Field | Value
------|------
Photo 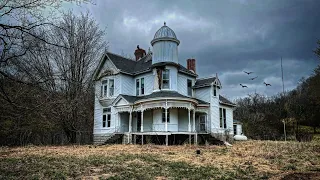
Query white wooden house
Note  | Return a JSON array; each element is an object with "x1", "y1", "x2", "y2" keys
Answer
[{"x1": 93, "y1": 23, "x2": 236, "y2": 145}]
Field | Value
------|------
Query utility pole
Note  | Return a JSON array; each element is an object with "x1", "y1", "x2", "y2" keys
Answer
[{"x1": 281, "y1": 57, "x2": 286, "y2": 141}]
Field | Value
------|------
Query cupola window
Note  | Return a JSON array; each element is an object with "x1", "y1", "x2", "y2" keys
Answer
[{"x1": 162, "y1": 69, "x2": 170, "y2": 89}]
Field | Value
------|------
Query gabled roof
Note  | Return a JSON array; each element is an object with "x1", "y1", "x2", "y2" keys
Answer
[
  {"x1": 94, "y1": 52, "x2": 197, "y2": 80},
  {"x1": 219, "y1": 95, "x2": 236, "y2": 107}
]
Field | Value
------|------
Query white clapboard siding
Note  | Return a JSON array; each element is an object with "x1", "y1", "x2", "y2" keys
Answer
[
  {"x1": 177, "y1": 74, "x2": 195, "y2": 97},
  {"x1": 195, "y1": 87, "x2": 211, "y2": 103},
  {"x1": 120, "y1": 74, "x2": 134, "y2": 95},
  {"x1": 135, "y1": 72, "x2": 154, "y2": 95}
]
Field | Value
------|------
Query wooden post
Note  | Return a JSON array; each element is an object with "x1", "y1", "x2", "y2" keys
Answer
[
  {"x1": 193, "y1": 110, "x2": 196, "y2": 132},
  {"x1": 142, "y1": 135, "x2": 144, "y2": 145},
  {"x1": 129, "y1": 111, "x2": 132, "y2": 133},
  {"x1": 166, "y1": 135, "x2": 168, "y2": 146},
  {"x1": 141, "y1": 110, "x2": 144, "y2": 132},
  {"x1": 188, "y1": 109, "x2": 191, "y2": 132},
  {"x1": 194, "y1": 134, "x2": 198, "y2": 145},
  {"x1": 165, "y1": 108, "x2": 168, "y2": 132}
]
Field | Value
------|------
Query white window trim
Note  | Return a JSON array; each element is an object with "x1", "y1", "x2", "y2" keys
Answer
[
  {"x1": 102, "y1": 108, "x2": 111, "y2": 128},
  {"x1": 101, "y1": 78, "x2": 115, "y2": 98},
  {"x1": 135, "y1": 77, "x2": 145, "y2": 96},
  {"x1": 162, "y1": 69, "x2": 170, "y2": 90}
]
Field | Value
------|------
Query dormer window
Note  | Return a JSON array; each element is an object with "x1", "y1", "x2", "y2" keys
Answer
[
  {"x1": 101, "y1": 79, "x2": 114, "y2": 98},
  {"x1": 136, "y1": 77, "x2": 145, "y2": 95},
  {"x1": 162, "y1": 69, "x2": 170, "y2": 89}
]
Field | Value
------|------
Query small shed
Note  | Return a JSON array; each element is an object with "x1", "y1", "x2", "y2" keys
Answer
[{"x1": 233, "y1": 119, "x2": 243, "y2": 135}]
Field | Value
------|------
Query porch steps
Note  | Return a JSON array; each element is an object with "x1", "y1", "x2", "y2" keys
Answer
[{"x1": 93, "y1": 133, "x2": 123, "y2": 145}]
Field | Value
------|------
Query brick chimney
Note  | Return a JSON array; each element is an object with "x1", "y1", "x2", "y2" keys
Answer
[
  {"x1": 187, "y1": 58, "x2": 196, "y2": 73},
  {"x1": 134, "y1": 45, "x2": 146, "y2": 61}
]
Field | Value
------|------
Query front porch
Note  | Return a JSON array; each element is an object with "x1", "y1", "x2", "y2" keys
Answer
[{"x1": 115, "y1": 108, "x2": 210, "y2": 134}]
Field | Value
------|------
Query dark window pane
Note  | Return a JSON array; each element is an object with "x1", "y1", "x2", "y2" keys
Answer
[
  {"x1": 102, "y1": 115, "x2": 106, "y2": 127},
  {"x1": 109, "y1": 79, "x2": 114, "y2": 97},
  {"x1": 141, "y1": 78, "x2": 144, "y2": 95},
  {"x1": 223, "y1": 109, "x2": 226, "y2": 128},
  {"x1": 136, "y1": 79, "x2": 139, "y2": 95},
  {"x1": 107, "y1": 114, "x2": 111, "y2": 127},
  {"x1": 187, "y1": 79, "x2": 192, "y2": 96}
]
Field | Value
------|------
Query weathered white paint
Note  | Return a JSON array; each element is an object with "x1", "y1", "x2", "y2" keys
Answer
[
  {"x1": 195, "y1": 87, "x2": 211, "y2": 103},
  {"x1": 177, "y1": 74, "x2": 195, "y2": 97},
  {"x1": 120, "y1": 74, "x2": 134, "y2": 96},
  {"x1": 220, "y1": 105, "x2": 234, "y2": 134},
  {"x1": 135, "y1": 72, "x2": 154, "y2": 95},
  {"x1": 178, "y1": 109, "x2": 189, "y2": 131},
  {"x1": 164, "y1": 65, "x2": 178, "y2": 91},
  {"x1": 152, "y1": 41, "x2": 178, "y2": 64}
]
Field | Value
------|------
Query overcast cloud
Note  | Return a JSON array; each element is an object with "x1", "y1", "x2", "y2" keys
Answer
[{"x1": 67, "y1": 0, "x2": 320, "y2": 101}]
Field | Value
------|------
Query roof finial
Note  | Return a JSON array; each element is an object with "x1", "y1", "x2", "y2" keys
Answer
[{"x1": 164, "y1": 21, "x2": 166, "y2": 26}]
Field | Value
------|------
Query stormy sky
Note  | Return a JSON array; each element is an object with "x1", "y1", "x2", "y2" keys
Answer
[{"x1": 68, "y1": 0, "x2": 320, "y2": 100}]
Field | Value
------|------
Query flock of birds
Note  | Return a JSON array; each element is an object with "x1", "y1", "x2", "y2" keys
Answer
[{"x1": 239, "y1": 71, "x2": 271, "y2": 88}]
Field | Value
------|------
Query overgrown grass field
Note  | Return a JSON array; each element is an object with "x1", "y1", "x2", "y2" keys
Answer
[{"x1": 0, "y1": 141, "x2": 319, "y2": 179}]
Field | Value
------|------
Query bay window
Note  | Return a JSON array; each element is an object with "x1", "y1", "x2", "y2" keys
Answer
[{"x1": 101, "y1": 79, "x2": 114, "y2": 98}]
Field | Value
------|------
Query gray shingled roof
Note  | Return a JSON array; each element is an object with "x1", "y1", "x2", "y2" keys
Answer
[
  {"x1": 120, "y1": 91, "x2": 209, "y2": 105},
  {"x1": 119, "y1": 91, "x2": 234, "y2": 106},
  {"x1": 233, "y1": 119, "x2": 242, "y2": 124},
  {"x1": 106, "y1": 52, "x2": 196, "y2": 76},
  {"x1": 219, "y1": 95, "x2": 236, "y2": 106},
  {"x1": 193, "y1": 77, "x2": 216, "y2": 88}
]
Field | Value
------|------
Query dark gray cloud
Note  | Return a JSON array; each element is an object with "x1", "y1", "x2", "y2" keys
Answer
[{"x1": 67, "y1": 0, "x2": 320, "y2": 100}]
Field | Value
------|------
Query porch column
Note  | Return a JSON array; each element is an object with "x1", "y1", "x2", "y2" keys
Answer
[
  {"x1": 141, "y1": 110, "x2": 144, "y2": 132},
  {"x1": 165, "y1": 108, "x2": 168, "y2": 132},
  {"x1": 193, "y1": 110, "x2": 196, "y2": 132},
  {"x1": 129, "y1": 111, "x2": 132, "y2": 133},
  {"x1": 188, "y1": 109, "x2": 191, "y2": 132}
]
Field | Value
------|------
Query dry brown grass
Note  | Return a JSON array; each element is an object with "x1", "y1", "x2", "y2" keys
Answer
[{"x1": 0, "y1": 140, "x2": 319, "y2": 179}]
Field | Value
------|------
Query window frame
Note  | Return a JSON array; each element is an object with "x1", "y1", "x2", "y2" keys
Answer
[
  {"x1": 135, "y1": 77, "x2": 145, "y2": 96},
  {"x1": 219, "y1": 108, "x2": 227, "y2": 128},
  {"x1": 101, "y1": 79, "x2": 114, "y2": 98},
  {"x1": 102, "y1": 108, "x2": 111, "y2": 128},
  {"x1": 162, "y1": 69, "x2": 170, "y2": 89},
  {"x1": 213, "y1": 85, "x2": 217, "y2": 97},
  {"x1": 162, "y1": 109, "x2": 170, "y2": 123},
  {"x1": 187, "y1": 79, "x2": 192, "y2": 96}
]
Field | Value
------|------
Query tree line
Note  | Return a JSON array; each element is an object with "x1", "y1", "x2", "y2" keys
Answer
[
  {"x1": 0, "y1": 0, "x2": 106, "y2": 145},
  {"x1": 234, "y1": 42, "x2": 320, "y2": 140}
]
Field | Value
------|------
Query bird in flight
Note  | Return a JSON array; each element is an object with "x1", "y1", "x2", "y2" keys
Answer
[
  {"x1": 244, "y1": 71, "x2": 253, "y2": 75},
  {"x1": 249, "y1": 76, "x2": 258, "y2": 80},
  {"x1": 264, "y1": 82, "x2": 271, "y2": 86},
  {"x1": 240, "y1": 84, "x2": 248, "y2": 88}
]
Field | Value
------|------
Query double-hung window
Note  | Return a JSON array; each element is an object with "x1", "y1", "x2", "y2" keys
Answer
[
  {"x1": 162, "y1": 69, "x2": 170, "y2": 89},
  {"x1": 101, "y1": 79, "x2": 114, "y2": 98},
  {"x1": 136, "y1": 78, "x2": 145, "y2": 96},
  {"x1": 219, "y1": 108, "x2": 227, "y2": 128},
  {"x1": 102, "y1": 108, "x2": 111, "y2": 128},
  {"x1": 162, "y1": 109, "x2": 170, "y2": 123},
  {"x1": 187, "y1": 79, "x2": 192, "y2": 96}
]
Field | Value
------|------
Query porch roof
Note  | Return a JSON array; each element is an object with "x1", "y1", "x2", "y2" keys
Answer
[{"x1": 120, "y1": 91, "x2": 209, "y2": 105}]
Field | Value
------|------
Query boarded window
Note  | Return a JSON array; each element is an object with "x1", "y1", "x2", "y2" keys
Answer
[
  {"x1": 187, "y1": 79, "x2": 192, "y2": 96},
  {"x1": 162, "y1": 109, "x2": 170, "y2": 123}
]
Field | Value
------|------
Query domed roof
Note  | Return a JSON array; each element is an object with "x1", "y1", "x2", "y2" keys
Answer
[
  {"x1": 154, "y1": 22, "x2": 177, "y2": 39},
  {"x1": 151, "y1": 22, "x2": 180, "y2": 45}
]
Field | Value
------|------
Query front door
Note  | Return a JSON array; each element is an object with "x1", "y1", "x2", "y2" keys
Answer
[
  {"x1": 199, "y1": 115, "x2": 206, "y2": 132},
  {"x1": 137, "y1": 112, "x2": 141, "y2": 132}
]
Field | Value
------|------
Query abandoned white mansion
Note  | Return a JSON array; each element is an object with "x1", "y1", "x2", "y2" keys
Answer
[{"x1": 93, "y1": 23, "x2": 236, "y2": 145}]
